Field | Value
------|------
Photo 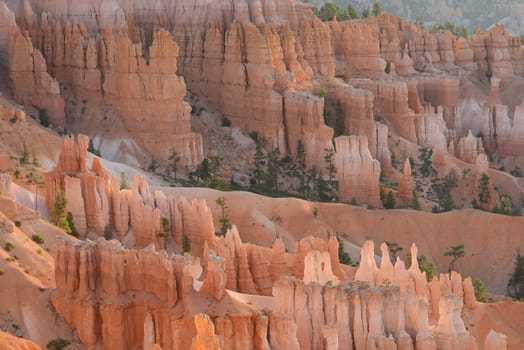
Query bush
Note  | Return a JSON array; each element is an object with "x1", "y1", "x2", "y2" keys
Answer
[
  {"x1": 39, "y1": 108, "x2": 49, "y2": 127},
  {"x1": 32, "y1": 234, "x2": 44, "y2": 244},
  {"x1": 221, "y1": 117, "x2": 231, "y2": 127},
  {"x1": 0, "y1": 269, "x2": 4, "y2": 275},
  {"x1": 472, "y1": 278, "x2": 489, "y2": 302},
  {"x1": 14, "y1": 220, "x2": 21, "y2": 227},
  {"x1": 4, "y1": 242, "x2": 14, "y2": 252},
  {"x1": 46, "y1": 338, "x2": 71, "y2": 350},
  {"x1": 182, "y1": 235, "x2": 192, "y2": 254}
]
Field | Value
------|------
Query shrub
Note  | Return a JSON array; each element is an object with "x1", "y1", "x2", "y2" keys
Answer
[
  {"x1": 39, "y1": 108, "x2": 49, "y2": 127},
  {"x1": 4, "y1": 242, "x2": 14, "y2": 252},
  {"x1": 32, "y1": 234, "x2": 44, "y2": 244},
  {"x1": 0, "y1": 269, "x2": 4, "y2": 276},
  {"x1": 14, "y1": 220, "x2": 21, "y2": 227},
  {"x1": 46, "y1": 338, "x2": 71, "y2": 350},
  {"x1": 472, "y1": 278, "x2": 489, "y2": 302},
  {"x1": 221, "y1": 117, "x2": 231, "y2": 127},
  {"x1": 182, "y1": 235, "x2": 192, "y2": 254},
  {"x1": 337, "y1": 233, "x2": 353, "y2": 266}
]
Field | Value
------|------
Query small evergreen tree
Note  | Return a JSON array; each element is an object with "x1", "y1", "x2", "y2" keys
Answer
[
  {"x1": 372, "y1": 2, "x2": 383, "y2": 16},
  {"x1": 66, "y1": 212, "x2": 79, "y2": 237},
  {"x1": 168, "y1": 148, "x2": 181, "y2": 181},
  {"x1": 412, "y1": 189, "x2": 421, "y2": 210},
  {"x1": 478, "y1": 173, "x2": 491, "y2": 210},
  {"x1": 119, "y1": 172, "x2": 129, "y2": 190},
  {"x1": 346, "y1": 4, "x2": 358, "y2": 19},
  {"x1": 216, "y1": 196, "x2": 232, "y2": 236},
  {"x1": 385, "y1": 241, "x2": 403, "y2": 263},
  {"x1": 324, "y1": 148, "x2": 336, "y2": 186},
  {"x1": 384, "y1": 191, "x2": 396, "y2": 209},
  {"x1": 148, "y1": 158, "x2": 159, "y2": 172},
  {"x1": 337, "y1": 233, "x2": 353, "y2": 265},
  {"x1": 407, "y1": 253, "x2": 436, "y2": 282},
  {"x1": 39, "y1": 108, "x2": 49, "y2": 127},
  {"x1": 182, "y1": 235, "x2": 192, "y2": 254},
  {"x1": 51, "y1": 190, "x2": 71, "y2": 234},
  {"x1": 361, "y1": 7, "x2": 370, "y2": 18},
  {"x1": 444, "y1": 244, "x2": 465, "y2": 273},
  {"x1": 507, "y1": 249, "x2": 524, "y2": 300},
  {"x1": 472, "y1": 278, "x2": 489, "y2": 302}
]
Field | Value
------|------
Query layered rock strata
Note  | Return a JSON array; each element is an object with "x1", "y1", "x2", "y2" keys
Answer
[{"x1": 45, "y1": 135, "x2": 215, "y2": 254}]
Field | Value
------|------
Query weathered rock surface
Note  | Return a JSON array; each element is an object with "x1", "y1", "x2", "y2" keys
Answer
[
  {"x1": 45, "y1": 135, "x2": 215, "y2": 253},
  {"x1": 334, "y1": 136, "x2": 381, "y2": 207}
]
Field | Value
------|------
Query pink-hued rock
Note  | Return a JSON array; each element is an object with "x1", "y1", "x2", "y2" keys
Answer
[
  {"x1": 201, "y1": 251, "x2": 227, "y2": 301},
  {"x1": 191, "y1": 314, "x2": 221, "y2": 350},
  {"x1": 0, "y1": 2, "x2": 65, "y2": 126},
  {"x1": 484, "y1": 330, "x2": 507, "y2": 350},
  {"x1": 398, "y1": 158, "x2": 414, "y2": 205},
  {"x1": 334, "y1": 136, "x2": 381, "y2": 207}
]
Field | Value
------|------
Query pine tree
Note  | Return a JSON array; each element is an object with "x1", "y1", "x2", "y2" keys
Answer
[
  {"x1": 478, "y1": 173, "x2": 491, "y2": 209},
  {"x1": 119, "y1": 172, "x2": 129, "y2": 190},
  {"x1": 346, "y1": 4, "x2": 358, "y2": 19},
  {"x1": 168, "y1": 148, "x2": 181, "y2": 181},
  {"x1": 372, "y1": 2, "x2": 383, "y2": 16},
  {"x1": 182, "y1": 235, "x2": 192, "y2": 254},
  {"x1": 384, "y1": 191, "x2": 396, "y2": 209},
  {"x1": 444, "y1": 244, "x2": 465, "y2": 273},
  {"x1": 324, "y1": 148, "x2": 336, "y2": 186},
  {"x1": 51, "y1": 190, "x2": 71, "y2": 234}
]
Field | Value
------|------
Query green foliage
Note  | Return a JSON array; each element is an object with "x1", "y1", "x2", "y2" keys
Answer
[
  {"x1": 314, "y1": 3, "x2": 341, "y2": 21},
  {"x1": 431, "y1": 173, "x2": 457, "y2": 213},
  {"x1": 31, "y1": 234, "x2": 44, "y2": 244},
  {"x1": 148, "y1": 158, "x2": 159, "y2": 172},
  {"x1": 407, "y1": 253, "x2": 436, "y2": 282},
  {"x1": 221, "y1": 117, "x2": 231, "y2": 127},
  {"x1": 216, "y1": 196, "x2": 232, "y2": 236},
  {"x1": 157, "y1": 217, "x2": 170, "y2": 238},
  {"x1": 66, "y1": 212, "x2": 79, "y2": 237},
  {"x1": 312, "y1": 206, "x2": 319, "y2": 217},
  {"x1": 372, "y1": 2, "x2": 383, "y2": 16},
  {"x1": 4, "y1": 242, "x2": 14, "y2": 252},
  {"x1": 336, "y1": 233, "x2": 353, "y2": 265},
  {"x1": 249, "y1": 131, "x2": 260, "y2": 144},
  {"x1": 418, "y1": 147, "x2": 434, "y2": 177},
  {"x1": 385, "y1": 241, "x2": 403, "y2": 262},
  {"x1": 384, "y1": 61, "x2": 391, "y2": 74},
  {"x1": 507, "y1": 249, "x2": 524, "y2": 300},
  {"x1": 39, "y1": 108, "x2": 49, "y2": 127},
  {"x1": 119, "y1": 172, "x2": 129, "y2": 190},
  {"x1": 415, "y1": 15, "x2": 425, "y2": 29},
  {"x1": 87, "y1": 139, "x2": 100, "y2": 157},
  {"x1": 430, "y1": 21, "x2": 469, "y2": 38},
  {"x1": 182, "y1": 235, "x2": 192, "y2": 254},
  {"x1": 14, "y1": 220, "x2": 21, "y2": 227},
  {"x1": 510, "y1": 166, "x2": 523, "y2": 178},
  {"x1": 478, "y1": 173, "x2": 491, "y2": 209},
  {"x1": 46, "y1": 338, "x2": 71, "y2": 350},
  {"x1": 384, "y1": 190, "x2": 396, "y2": 209},
  {"x1": 104, "y1": 225, "x2": 112, "y2": 240},
  {"x1": 492, "y1": 194, "x2": 518, "y2": 216},
  {"x1": 168, "y1": 148, "x2": 181, "y2": 181},
  {"x1": 51, "y1": 190, "x2": 71, "y2": 234},
  {"x1": 472, "y1": 278, "x2": 489, "y2": 302},
  {"x1": 19, "y1": 144, "x2": 30, "y2": 166},
  {"x1": 412, "y1": 189, "x2": 421, "y2": 210},
  {"x1": 361, "y1": 7, "x2": 370, "y2": 18},
  {"x1": 324, "y1": 148, "x2": 337, "y2": 187},
  {"x1": 345, "y1": 4, "x2": 358, "y2": 19},
  {"x1": 444, "y1": 244, "x2": 465, "y2": 273}
]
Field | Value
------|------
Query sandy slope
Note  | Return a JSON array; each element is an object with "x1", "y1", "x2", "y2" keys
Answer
[
  {"x1": 0, "y1": 196, "x2": 79, "y2": 348},
  {"x1": 161, "y1": 187, "x2": 524, "y2": 295}
]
